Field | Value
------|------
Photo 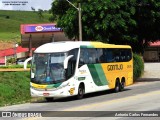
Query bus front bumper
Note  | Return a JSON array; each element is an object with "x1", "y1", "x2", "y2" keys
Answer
[{"x1": 30, "y1": 87, "x2": 75, "y2": 98}]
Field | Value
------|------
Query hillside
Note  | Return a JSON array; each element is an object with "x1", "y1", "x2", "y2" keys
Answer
[
  {"x1": 0, "y1": 71, "x2": 31, "y2": 106},
  {"x1": 0, "y1": 10, "x2": 52, "y2": 46},
  {"x1": 0, "y1": 42, "x2": 14, "y2": 50}
]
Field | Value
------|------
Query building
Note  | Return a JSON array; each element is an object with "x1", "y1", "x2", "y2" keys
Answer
[
  {"x1": 21, "y1": 23, "x2": 71, "y2": 56},
  {"x1": 0, "y1": 46, "x2": 35, "y2": 65},
  {"x1": 0, "y1": 23, "x2": 72, "y2": 65},
  {"x1": 143, "y1": 41, "x2": 160, "y2": 62},
  {"x1": 0, "y1": 57, "x2": 6, "y2": 65}
]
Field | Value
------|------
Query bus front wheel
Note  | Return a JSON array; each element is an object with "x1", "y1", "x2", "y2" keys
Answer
[{"x1": 77, "y1": 84, "x2": 85, "y2": 99}]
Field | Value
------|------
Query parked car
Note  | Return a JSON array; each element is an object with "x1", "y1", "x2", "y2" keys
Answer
[{"x1": 16, "y1": 59, "x2": 25, "y2": 65}]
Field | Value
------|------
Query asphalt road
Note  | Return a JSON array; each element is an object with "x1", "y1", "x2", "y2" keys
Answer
[{"x1": 0, "y1": 63, "x2": 160, "y2": 120}]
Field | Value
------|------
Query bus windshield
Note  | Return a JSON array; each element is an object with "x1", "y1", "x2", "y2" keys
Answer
[{"x1": 31, "y1": 52, "x2": 67, "y2": 84}]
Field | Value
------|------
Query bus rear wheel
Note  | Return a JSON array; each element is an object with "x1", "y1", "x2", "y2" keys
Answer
[
  {"x1": 120, "y1": 81, "x2": 125, "y2": 91},
  {"x1": 77, "y1": 85, "x2": 85, "y2": 99},
  {"x1": 114, "y1": 81, "x2": 120, "y2": 93},
  {"x1": 45, "y1": 97, "x2": 54, "y2": 102}
]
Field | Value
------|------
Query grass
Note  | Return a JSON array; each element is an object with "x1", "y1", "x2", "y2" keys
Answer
[
  {"x1": 0, "y1": 71, "x2": 31, "y2": 106},
  {"x1": 0, "y1": 10, "x2": 52, "y2": 42},
  {"x1": 0, "y1": 10, "x2": 52, "y2": 106}
]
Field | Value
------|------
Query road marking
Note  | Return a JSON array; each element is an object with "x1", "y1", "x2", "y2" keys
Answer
[{"x1": 23, "y1": 90, "x2": 160, "y2": 119}]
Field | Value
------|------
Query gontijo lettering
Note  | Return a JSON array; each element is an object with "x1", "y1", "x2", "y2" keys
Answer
[{"x1": 107, "y1": 64, "x2": 123, "y2": 71}]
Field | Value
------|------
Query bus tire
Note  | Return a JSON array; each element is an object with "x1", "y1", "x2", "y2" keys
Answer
[
  {"x1": 120, "y1": 81, "x2": 125, "y2": 91},
  {"x1": 77, "y1": 84, "x2": 85, "y2": 99},
  {"x1": 45, "y1": 97, "x2": 54, "y2": 102},
  {"x1": 114, "y1": 80, "x2": 120, "y2": 93}
]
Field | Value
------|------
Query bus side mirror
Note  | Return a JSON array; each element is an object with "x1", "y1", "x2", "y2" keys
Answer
[
  {"x1": 64, "y1": 55, "x2": 73, "y2": 69},
  {"x1": 24, "y1": 57, "x2": 32, "y2": 69}
]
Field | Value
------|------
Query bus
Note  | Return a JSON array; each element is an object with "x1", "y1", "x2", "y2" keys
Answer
[{"x1": 24, "y1": 41, "x2": 133, "y2": 101}]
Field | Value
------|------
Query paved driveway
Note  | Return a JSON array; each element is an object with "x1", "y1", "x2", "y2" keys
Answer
[
  {"x1": 142, "y1": 63, "x2": 160, "y2": 78},
  {"x1": 136, "y1": 62, "x2": 160, "y2": 84}
]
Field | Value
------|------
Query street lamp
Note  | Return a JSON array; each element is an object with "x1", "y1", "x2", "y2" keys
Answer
[{"x1": 65, "y1": 0, "x2": 82, "y2": 41}]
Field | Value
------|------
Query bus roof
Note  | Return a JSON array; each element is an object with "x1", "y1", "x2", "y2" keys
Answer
[{"x1": 34, "y1": 41, "x2": 131, "y2": 53}]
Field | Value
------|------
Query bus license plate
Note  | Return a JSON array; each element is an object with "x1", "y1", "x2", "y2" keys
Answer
[{"x1": 43, "y1": 93, "x2": 49, "y2": 96}]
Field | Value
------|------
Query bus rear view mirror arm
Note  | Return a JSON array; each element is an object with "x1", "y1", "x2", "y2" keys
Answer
[
  {"x1": 64, "y1": 55, "x2": 73, "y2": 69},
  {"x1": 24, "y1": 57, "x2": 32, "y2": 69}
]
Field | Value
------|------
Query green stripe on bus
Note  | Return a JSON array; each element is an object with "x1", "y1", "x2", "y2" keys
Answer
[
  {"x1": 80, "y1": 45, "x2": 94, "y2": 48},
  {"x1": 88, "y1": 64, "x2": 108, "y2": 86},
  {"x1": 46, "y1": 82, "x2": 62, "y2": 89},
  {"x1": 94, "y1": 64, "x2": 108, "y2": 85},
  {"x1": 88, "y1": 64, "x2": 102, "y2": 86}
]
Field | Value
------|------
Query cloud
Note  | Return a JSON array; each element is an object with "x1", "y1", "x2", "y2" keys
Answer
[{"x1": 0, "y1": 0, "x2": 53, "y2": 11}]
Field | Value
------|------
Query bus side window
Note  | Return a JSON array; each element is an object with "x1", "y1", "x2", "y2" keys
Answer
[
  {"x1": 79, "y1": 52, "x2": 84, "y2": 65},
  {"x1": 105, "y1": 49, "x2": 115, "y2": 62},
  {"x1": 102, "y1": 49, "x2": 106, "y2": 62},
  {"x1": 88, "y1": 48, "x2": 97, "y2": 64},
  {"x1": 97, "y1": 49, "x2": 103, "y2": 63},
  {"x1": 126, "y1": 50, "x2": 132, "y2": 61},
  {"x1": 120, "y1": 49, "x2": 132, "y2": 62},
  {"x1": 67, "y1": 48, "x2": 78, "y2": 78},
  {"x1": 79, "y1": 48, "x2": 88, "y2": 67},
  {"x1": 120, "y1": 50, "x2": 126, "y2": 62}
]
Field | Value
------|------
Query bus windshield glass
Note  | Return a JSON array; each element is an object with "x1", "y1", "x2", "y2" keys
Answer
[{"x1": 31, "y1": 52, "x2": 67, "y2": 84}]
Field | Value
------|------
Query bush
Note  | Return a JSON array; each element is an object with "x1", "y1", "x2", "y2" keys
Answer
[
  {"x1": 7, "y1": 57, "x2": 16, "y2": 64},
  {"x1": 6, "y1": 15, "x2": 10, "y2": 19},
  {"x1": 133, "y1": 53, "x2": 144, "y2": 81}
]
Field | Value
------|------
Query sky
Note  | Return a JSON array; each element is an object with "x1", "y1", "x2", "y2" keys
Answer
[{"x1": 0, "y1": 0, "x2": 53, "y2": 11}]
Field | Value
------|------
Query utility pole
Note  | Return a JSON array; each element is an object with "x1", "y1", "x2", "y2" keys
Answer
[{"x1": 78, "y1": 3, "x2": 82, "y2": 41}]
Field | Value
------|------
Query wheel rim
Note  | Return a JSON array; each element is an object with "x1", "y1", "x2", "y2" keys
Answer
[
  {"x1": 115, "y1": 82, "x2": 119, "y2": 92},
  {"x1": 79, "y1": 87, "x2": 83, "y2": 96},
  {"x1": 116, "y1": 84, "x2": 119, "y2": 91},
  {"x1": 78, "y1": 86, "x2": 84, "y2": 99},
  {"x1": 121, "y1": 82, "x2": 124, "y2": 89}
]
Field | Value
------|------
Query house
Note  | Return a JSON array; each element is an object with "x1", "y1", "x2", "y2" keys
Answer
[
  {"x1": 143, "y1": 41, "x2": 160, "y2": 62},
  {"x1": 0, "y1": 46, "x2": 35, "y2": 65},
  {"x1": 0, "y1": 57, "x2": 5, "y2": 65}
]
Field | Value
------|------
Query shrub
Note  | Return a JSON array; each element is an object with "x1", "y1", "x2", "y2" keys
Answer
[
  {"x1": 133, "y1": 53, "x2": 144, "y2": 81},
  {"x1": 7, "y1": 57, "x2": 16, "y2": 64},
  {"x1": 6, "y1": 16, "x2": 10, "y2": 19}
]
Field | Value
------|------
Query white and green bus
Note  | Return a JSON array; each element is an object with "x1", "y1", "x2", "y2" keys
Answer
[{"x1": 24, "y1": 41, "x2": 133, "y2": 101}]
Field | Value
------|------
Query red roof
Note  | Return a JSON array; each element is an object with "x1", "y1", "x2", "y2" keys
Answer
[
  {"x1": 149, "y1": 41, "x2": 160, "y2": 46},
  {"x1": 0, "y1": 46, "x2": 34, "y2": 57}
]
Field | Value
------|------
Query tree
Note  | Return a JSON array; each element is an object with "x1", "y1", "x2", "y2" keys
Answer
[
  {"x1": 133, "y1": 0, "x2": 160, "y2": 52},
  {"x1": 50, "y1": 0, "x2": 160, "y2": 53},
  {"x1": 31, "y1": 7, "x2": 36, "y2": 12},
  {"x1": 37, "y1": 9, "x2": 44, "y2": 19}
]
